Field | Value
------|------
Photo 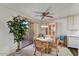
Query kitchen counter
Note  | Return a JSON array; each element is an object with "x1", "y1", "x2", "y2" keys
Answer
[{"x1": 67, "y1": 33, "x2": 79, "y2": 37}]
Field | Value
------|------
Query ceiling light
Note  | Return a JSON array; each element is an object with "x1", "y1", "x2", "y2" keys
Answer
[{"x1": 41, "y1": 25, "x2": 48, "y2": 28}]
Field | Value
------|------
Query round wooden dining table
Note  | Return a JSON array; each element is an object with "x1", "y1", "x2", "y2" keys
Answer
[{"x1": 35, "y1": 37, "x2": 59, "y2": 55}]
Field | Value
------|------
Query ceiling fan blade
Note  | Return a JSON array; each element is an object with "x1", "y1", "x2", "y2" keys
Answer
[
  {"x1": 41, "y1": 16, "x2": 44, "y2": 20},
  {"x1": 35, "y1": 15, "x2": 42, "y2": 16},
  {"x1": 49, "y1": 13, "x2": 55, "y2": 15},
  {"x1": 34, "y1": 11, "x2": 43, "y2": 14},
  {"x1": 46, "y1": 16, "x2": 53, "y2": 18}
]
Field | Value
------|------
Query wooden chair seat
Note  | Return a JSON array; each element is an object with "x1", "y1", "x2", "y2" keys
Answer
[{"x1": 33, "y1": 38, "x2": 59, "y2": 56}]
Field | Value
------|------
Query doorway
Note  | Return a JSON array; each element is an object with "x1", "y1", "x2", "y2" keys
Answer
[{"x1": 21, "y1": 22, "x2": 34, "y2": 48}]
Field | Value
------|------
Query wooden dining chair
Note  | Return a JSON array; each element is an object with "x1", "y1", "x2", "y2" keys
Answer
[
  {"x1": 33, "y1": 39, "x2": 46, "y2": 56},
  {"x1": 49, "y1": 36, "x2": 59, "y2": 56},
  {"x1": 33, "y1": 37, "x2": 59, "y2": 56}
]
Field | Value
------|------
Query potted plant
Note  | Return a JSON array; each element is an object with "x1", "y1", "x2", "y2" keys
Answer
[{"x1": 7, "y1": 16, "x2": 29, "y2": 52}]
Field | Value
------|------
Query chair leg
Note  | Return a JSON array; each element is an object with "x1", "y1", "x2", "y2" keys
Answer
[
  {"x1": 34, "y1": 48, "x2": 36, "y2": 56},
  {"x1": 56, "y1": 47, "x2": 59, "y2": 56},
  {"x1": 56, "y1": 50, "x2": 58, "y2": 56}
]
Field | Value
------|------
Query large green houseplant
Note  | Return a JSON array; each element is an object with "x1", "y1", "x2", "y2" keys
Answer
[{"x1": 7, "y1": 16, "x2": 29, "y2": 51}]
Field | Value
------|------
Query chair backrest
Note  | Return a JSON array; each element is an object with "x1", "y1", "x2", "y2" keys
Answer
[
  {"x1": 60, "y1": 35, "x2": 65, "y2": 41},
  {"x1": 51, "y1": 36, "x2": 59, "y2": 47},
  {"x1": 33, "y1": 39, "x2": 43, "y2": 50},
  {"x1": 45, "y1": 35, "x2": 51, "y2": 38}
]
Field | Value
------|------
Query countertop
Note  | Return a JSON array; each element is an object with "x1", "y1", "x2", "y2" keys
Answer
[{"x1": 67, "y1": 35, "x2": 79, "y2": 38}]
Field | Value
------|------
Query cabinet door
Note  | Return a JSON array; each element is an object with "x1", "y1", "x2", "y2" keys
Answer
[
  {"x1": 68, "y1": 37, "x2": 79, "y2": 48},
  {"x1": 45, "y1": 23, "x2": 56, "y2": 35}
]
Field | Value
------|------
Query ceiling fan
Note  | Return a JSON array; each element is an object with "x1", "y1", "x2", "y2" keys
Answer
[{"x1": 34, "y1": 6, "x2": 54, "y2": 20}]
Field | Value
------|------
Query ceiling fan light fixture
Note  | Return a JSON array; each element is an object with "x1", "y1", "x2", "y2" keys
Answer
[
  {"x1": 40, "y1": 25, "x2": 48, "y2": 28},
  {"x1": 34, "y1": 6, "x2": 54, "y2": 20}
]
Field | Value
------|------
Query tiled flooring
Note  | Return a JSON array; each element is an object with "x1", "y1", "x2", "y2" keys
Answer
[
  {"x1": 9, "y1": 44, "x2": 73, "y2": 56},
  {"x1": 78, "y1": 49, "x2": 79, "y2": 56}
]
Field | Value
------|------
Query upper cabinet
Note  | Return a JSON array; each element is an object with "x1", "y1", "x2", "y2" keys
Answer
[
  {"x1": 45, "y1": 23, "x2": 57, "y2": 36},
  {"x1": 67, "y1": 16, "x2": 79, "y2": 31}
]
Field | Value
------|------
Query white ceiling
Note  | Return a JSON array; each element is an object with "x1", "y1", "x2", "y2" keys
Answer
[{"x1": 0, "y1": 3, "x2": 79, "y2": 21}]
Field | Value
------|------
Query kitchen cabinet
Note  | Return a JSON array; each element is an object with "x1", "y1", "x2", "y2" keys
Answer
[
  {"x1": 45, "y1": 23, "x2": 57, "y2": 35},
  {"x1": 67, "y1": 36, "x2": 79, "y2": 48}
]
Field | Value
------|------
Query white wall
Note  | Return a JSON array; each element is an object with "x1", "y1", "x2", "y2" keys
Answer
[
  {"x1": 0, "y1": 7, "x2": 25, "y2": 55},
  {"x1": 50, "y1": 17, "x2": 68, "y2": 36},
  {"x1": 50, "y1": 15, "x2": 79, "y2": 36}
]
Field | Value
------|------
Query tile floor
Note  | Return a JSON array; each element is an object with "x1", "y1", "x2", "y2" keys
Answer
[{"x1": 9, "y1": 44, "x2": 73, "y2": 56}]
